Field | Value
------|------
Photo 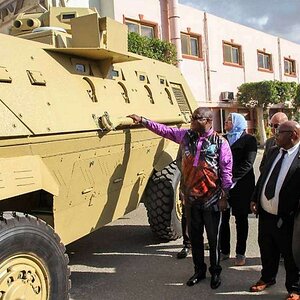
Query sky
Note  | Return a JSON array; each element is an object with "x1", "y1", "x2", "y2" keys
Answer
[{"x1": 179, "y1": 0, "x2": 300, "y2": 44}]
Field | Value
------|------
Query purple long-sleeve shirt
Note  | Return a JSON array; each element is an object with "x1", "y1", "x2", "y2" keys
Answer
[{"x1": 143, "y1": 119, "x2": 233, "y2": 193}]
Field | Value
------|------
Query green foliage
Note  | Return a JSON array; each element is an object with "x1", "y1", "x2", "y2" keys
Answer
[
  {"x1": 237, "y1": 80, "x2": 299, "y2": 110},
  {"x1": 275, "y1": 81, "x2": 298, "y2": 107},
  {"x1": 128, "y1": 32, "x2": 177, "y2": 65},
  {"x1": 237, "y1": 81, "x2": 277, "y2": 109},
  {"x1": 265, "y1": 125, "x2": 272, "y2": 138},
  {"x1": 294, "y1": 84, "x2": 300, "y2": 108},
  {"x1": 253, "y1": 128, "x2": 261, "y2": 144}
]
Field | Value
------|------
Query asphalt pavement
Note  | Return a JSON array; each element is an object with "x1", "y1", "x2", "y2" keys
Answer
[{"x1": 68, "y1": 149, "x2": 287, "y2": 300}]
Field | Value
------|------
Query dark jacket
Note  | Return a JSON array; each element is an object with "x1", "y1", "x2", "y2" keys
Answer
[
  {"x1": 259, "y1": 136, "x2": 276, "y2": 173},
  {"x1": 253, "y1": 146, "x2": 300, "y2": 222},
  {"x1": 225, "y1": 132, "x2": 257, "y2": 215},
  {"x1": 293, "y1": 209, "x2": 300, "y2": 269}
]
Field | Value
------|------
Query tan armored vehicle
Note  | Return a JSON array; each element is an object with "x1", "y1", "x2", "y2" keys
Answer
[{"x1": 0, "y1": 7, "x2": 197, "y2": 299}]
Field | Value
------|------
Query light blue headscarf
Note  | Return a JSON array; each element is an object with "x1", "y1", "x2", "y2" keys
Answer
[{"x1": 226, "y1": 113, "x2": 247, "y2": 146}]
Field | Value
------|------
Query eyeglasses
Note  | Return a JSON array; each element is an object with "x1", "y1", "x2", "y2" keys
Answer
[
  {"x1": 275, "y1": 129, "x2": 293, "y2": 135},
  {"x1": 191, "y1": 116, "x2": 209, "y2": 121},
  {"x1": 269, "y1": 123, "x2": 280, "y2": 129}
]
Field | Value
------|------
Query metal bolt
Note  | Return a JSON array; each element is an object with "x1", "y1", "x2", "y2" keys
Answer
[
  {"x1": 33, "y1": 286, "x2": 41, "y2": 294},
  {"x1": 18, "y1": 271, "x2": 25, "y2": 279},
  {"x1": 7, "y1": 276, "x2": 13, "y2": 285}
]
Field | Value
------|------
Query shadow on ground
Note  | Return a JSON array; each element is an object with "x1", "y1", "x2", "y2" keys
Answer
[{"x1": 68, "y1": 222, "x2": 286, "y2": 300}]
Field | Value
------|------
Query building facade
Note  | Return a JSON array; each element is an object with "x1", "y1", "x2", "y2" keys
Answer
[
  {"x1": 67, "y1": 0, "x2": 300, "y2": 132},
  {"x1": 2, "y1": 0, "x2": 299, "y2": 132}
]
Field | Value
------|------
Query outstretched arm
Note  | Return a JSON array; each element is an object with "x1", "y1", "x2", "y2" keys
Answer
[{"x1": 127, "y1": 114, "x2": 187, "y2": 144}]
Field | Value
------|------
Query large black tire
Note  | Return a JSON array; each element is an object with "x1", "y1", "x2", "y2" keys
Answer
[
  {"x1": 0, "y1": 212, "x2": 70, "y2": 300},
  {"x1": 144, "y1": 162, "x2": 182, "y2": 240}
]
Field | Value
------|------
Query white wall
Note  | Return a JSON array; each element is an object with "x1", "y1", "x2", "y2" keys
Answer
[
  {"x1": 206, "y1": 13, "x2": 281, "y2": 102},
  {"x1": 280, "y1": 39, "x2": 300, "y2": 83},
  {"x1": 113, "y1": 0, "x2": 162, "y2": 37},
  {"x1": 177, "y1": 4, "x2": 206, "y2": 104},
  {"x1": 65, "y1": 0, "x2": 300, "y2": 107}
]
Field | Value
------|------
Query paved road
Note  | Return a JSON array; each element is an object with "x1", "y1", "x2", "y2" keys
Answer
[{"x1": 68, "y1": 149, "x2": 287, "y2": 299}]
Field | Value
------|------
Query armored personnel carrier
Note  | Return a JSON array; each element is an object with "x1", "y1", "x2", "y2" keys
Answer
[{"x1": 0, "y1": 7, "x2": 196, "y2": 299}]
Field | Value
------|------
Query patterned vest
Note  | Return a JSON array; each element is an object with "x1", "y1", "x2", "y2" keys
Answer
[{"x1": 180, "y1": 130, "x2": 223, "y2": 207}]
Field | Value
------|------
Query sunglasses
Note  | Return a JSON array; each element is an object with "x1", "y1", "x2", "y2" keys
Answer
[
  {"x1": 275, "y1": 128, "x2": 293, "y2": 135},
  {"x1": 269, "y1": 123, "x2": 280, "y2": 129},
  {"x1": 191, "y1": 116, "x2": 209, "y2": 121}
]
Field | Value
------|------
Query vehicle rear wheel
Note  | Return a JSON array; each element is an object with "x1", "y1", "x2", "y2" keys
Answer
[
  {"x1": 143, "y1": 162, "x2": 182, "y2": 240},
  {"x1": 0, "y1": 212, "x2": 70, "y2": 300}
]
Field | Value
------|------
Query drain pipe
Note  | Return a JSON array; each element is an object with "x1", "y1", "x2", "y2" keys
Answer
[
  {"x1": 168, "y1": 0, "x2": 182, "y2": 68},
  {"x1": 160, "y1": 0, "x2": 170, "y2": 41},
  {"x1": 277, "y1": 37, "x2": 283, "y2": 81}
]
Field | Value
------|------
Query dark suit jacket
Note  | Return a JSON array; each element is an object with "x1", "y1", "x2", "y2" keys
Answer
[
  {"x1": 225, "y1": 132, "x2": 257, "y2": 215},
  {"x1": 293, "y1": 209, "x2": 300, "y2": 268},
  {"x1": 259, "y1": 136, "x2": 276, "y2": 173},
  {"x1": 253, "y1": 146, "x2": 300, "y2": 221}
]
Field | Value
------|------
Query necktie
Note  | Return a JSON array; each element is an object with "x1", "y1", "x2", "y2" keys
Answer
[{"x1": 264, "y1": 150, "x2": 287, "y2": 200}]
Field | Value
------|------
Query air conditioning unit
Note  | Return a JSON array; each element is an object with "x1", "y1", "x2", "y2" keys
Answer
[{"x1": 221, "y1": 91, "x2": 234, "y2": 101}]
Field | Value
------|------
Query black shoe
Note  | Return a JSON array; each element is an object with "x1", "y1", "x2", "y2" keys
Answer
[
  {"x1": 186, "y1": 272, "x2": 206, "y2": 286},
  {"x1": 177, "y1": 247, "x2": 190, "y2": 259},
  {"x1": 210, "y1": 274, "x2": 221, "y2": 289}
]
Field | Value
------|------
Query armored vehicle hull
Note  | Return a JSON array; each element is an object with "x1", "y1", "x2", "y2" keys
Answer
[{"x1": 0, "y1": 8, "x2": 197, "y2": 299}]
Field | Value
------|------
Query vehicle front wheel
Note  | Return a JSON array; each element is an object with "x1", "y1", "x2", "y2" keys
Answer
[
  {"x1": 143, "y1": 162, "x2": 182, "y2": 240},
  {"x1": 0, "y1": 212, "x2": 70, "y2": 300}
]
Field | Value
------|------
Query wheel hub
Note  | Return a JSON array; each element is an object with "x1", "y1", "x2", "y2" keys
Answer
[
  {"x1": 175, "y1": 186, "x2": 183, "y2": 221},
  {"x1": 0, "y1": 254, "x2": 49, "y2": 300}
]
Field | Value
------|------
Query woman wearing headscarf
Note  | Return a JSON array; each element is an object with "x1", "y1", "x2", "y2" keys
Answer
[{"x1": 220, "y1": 113, "x2": 257, "y2": 266}]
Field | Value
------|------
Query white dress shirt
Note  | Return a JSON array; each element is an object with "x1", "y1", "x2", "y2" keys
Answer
[{"x1": 261, "y1": 142, "x2": 300, "y2": 215}]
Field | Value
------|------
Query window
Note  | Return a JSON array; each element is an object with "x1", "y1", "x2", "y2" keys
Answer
[
  {"x1": 257, "y1": 51, "x2": 272, "y2": 71},
  {"x1": 125, "y1": 19, "x2": 156, "y2": 38},
  {"x1": 284, "y1": 58, "x2": 296, "y2": 76},
  {"x1": 181, "y1": 33, "x2": 202, "y2": 59},
  {"x1": 223, "y1": 41, "x2": 242, "y2": 66}
]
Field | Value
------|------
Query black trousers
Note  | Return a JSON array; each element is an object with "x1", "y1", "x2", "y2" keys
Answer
[
  {"x1": 258, "y1": 209, "x2": 300, "y2": 293},
  {"x1": 220, "y1": 208, "x2": 249, "y2": 256},
  {"x1": 186, "y1": 204, "x2": 222, "y2": 275},
  {"x1": 181, "y1": 204, "x2": 191, "y2": 248}
]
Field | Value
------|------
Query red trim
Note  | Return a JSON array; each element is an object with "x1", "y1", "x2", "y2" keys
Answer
[
  {"x1": 181, "y1": 31, "x2": 203, "y2": 59},
  {"x1": 124, "y1": 16, "x2": 159, "y2": 38},
  {"x1": 223, "y1": 62, "x2": 244, "y2": 68},
  {"x1": 257, "y1": 50, "x2": 273, "y2": 72},
  {"x1": 284, "y1": 73, "x2": 297, "y2": 78},
  {"x1": 182, "y1": 54, "x2": 204, "y2": 61},
  {"x1": 283, "y1": 57, "x2": 297, "y2": 77},
  {"x1": 222, "y1": 40, "x2": 243, "y2": 66},
  {"x1": 258, "y1": 68, "x2": 273, "y2": 73}
]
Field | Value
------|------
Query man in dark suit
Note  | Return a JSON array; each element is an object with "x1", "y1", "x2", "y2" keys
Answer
[
  {"x1": 259, "y1": 112, "x2": 288, "y2": 173},
  {"x1": 293, "y1": 210, "x2": 300, "y2": 269},
  {"x1": 250, "y1": 121, "x2": 300, "y2": 300}
]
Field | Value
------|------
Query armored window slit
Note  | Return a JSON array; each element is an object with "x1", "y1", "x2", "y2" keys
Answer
[
  {"x1": 170, "y1": 83, "x2": 191, "y2": 114},
  {"x1": 144, "y1": 85, "x2": 154, "y2": 104}
]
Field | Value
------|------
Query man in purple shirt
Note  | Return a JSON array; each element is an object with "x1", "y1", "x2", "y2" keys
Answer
[{"x1": 128, "y1": 107, "x2": 232, "y2": 289}]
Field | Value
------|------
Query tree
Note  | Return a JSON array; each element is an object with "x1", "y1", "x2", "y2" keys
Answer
[
  {"x1": 237, "y1": 80, "x2": 298, "y2": 145},
  {"x1": 128, "y1": 32, "x2": 177, "y2": 65}
]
